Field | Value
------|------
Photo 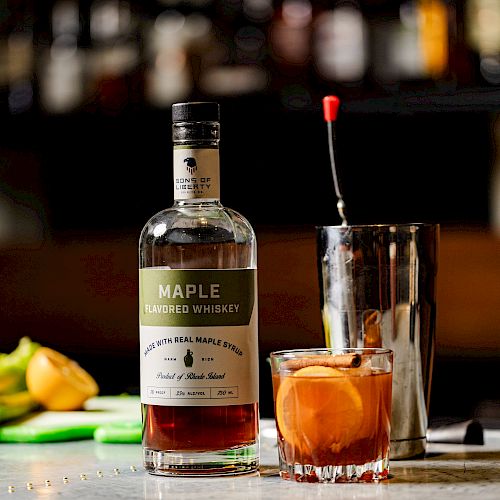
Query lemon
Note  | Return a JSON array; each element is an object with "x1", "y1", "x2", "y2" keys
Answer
[{"x1": 26, "y1": 347, "x2": 99, "y2": 411}]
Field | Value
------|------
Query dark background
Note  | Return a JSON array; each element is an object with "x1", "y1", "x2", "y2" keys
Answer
[{"x1": 4, "y1": 101, "x2": 494, "y2": 231}]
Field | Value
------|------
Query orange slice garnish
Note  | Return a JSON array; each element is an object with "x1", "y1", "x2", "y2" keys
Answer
[
  {"x1": 26, "y1": 347, "x2": 99, "y2": 411},
  {"x1": 275, "y1": 365, "x2": 363, "y2": 454}
]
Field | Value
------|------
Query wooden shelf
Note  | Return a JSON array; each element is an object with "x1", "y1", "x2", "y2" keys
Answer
[{"x1": 340, "y1": 87, "x2": 500, "y2": 114}]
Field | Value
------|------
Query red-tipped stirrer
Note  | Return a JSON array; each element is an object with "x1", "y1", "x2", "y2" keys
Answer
[
  {"x1": 322, "y1": 96, "x2": 356, "y2": 349},
  {"x1": 323, "y1": 95, "x2": 348, "y2": 226}
]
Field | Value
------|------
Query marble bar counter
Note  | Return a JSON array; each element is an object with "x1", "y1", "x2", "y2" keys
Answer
[{"x1": 0, "y1": 419, "x2": 499, "y2": 499}]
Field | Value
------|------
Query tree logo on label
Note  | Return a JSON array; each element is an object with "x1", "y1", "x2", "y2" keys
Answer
[
  {"x1": 184, "y1": 349, "x2": 194, "y2": 367},
  {"x1": 184, "y1": 157, "x2": 197, "y2": 174}
]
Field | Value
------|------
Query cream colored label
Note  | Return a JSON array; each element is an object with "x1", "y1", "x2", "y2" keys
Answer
[
  {"x1": 173, "y1": 147, "x2": 220, "y2": 200},
  {"x1": 140, "y1": 269, "x2": 259, "y2": 406}
]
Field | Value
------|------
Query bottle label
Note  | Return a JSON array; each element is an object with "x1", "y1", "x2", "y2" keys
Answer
[
  {"x1": 139, "y1": 268, "x2": 258, "y2": 406},
  {"x1": 173, "y1": 147, "x2": 220, "y2": 200}
]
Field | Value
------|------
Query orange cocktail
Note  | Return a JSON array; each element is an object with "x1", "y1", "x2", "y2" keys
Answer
[{"x1": 270, "y1": 348, "x2": 393, "y2": 483}]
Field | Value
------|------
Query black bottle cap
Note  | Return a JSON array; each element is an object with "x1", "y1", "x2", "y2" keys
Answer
[{"x1": 172, "y1": 102, "x2": 220, "y2": 122}]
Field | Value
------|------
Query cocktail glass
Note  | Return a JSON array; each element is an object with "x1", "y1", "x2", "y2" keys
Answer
[{"x1": 270, "y1": 347, "x2": 393, "y2": 483}]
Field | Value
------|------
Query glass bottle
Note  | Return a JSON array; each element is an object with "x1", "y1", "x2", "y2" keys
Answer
[{"x1": 139, "y1": 101, "x2": 259, "y2": 476}]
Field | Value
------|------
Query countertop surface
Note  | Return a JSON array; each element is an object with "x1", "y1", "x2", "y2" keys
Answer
[{"x1": 0, "y1": 416, "x2": 499, "y2": 499}]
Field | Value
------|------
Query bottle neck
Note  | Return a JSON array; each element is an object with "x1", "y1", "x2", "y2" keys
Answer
[{"x1": 172, "y1": 121, "x2": 221, "y2": 203}]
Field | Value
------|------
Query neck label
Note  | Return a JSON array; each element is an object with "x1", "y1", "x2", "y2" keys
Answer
[{"x1": 173, "y1": 147, "x2": 220, "y2": 200}]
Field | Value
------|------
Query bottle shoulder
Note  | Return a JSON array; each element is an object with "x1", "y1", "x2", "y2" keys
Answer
[
  {"x1": 139, "y1": 203, "x2": 256, "y2": 247},
  {"x1": 220, "y1": 206, "x2": 256, "y2": 239}
]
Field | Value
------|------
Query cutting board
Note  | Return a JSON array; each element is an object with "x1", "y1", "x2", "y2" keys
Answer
[{"x1": 0, "y1": 395, "x2": 141, "y2": 443}]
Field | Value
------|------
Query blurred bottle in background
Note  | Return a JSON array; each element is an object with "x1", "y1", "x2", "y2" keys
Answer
[
  {"x1": 417, "y1": 0, "x2": 449, "y2": 79},
  {"x1": 368, "y1": 0, "x2": 450, "y2": 87},
  {"x1": 368, "y1": 0, "x2": 421, "y2": 86},
  {"x1": 313, "y1": 1, "x2": 368, "y2": 85},
  {"x1": 198, "y1": 0, "x2": 269, "y2": 98},
  {"x1": 0, "y1": 0, "x2": 35, "y2": 115},
  {"x1": 87, "y1": 0, "x2": 141, "y2": 115},
  {"x1": 269, "y1": 0, "x2": 312, "y2": 69},
  {"x1": 38, "y1": 0, "x2": 85, "y2": 114},
  {"x1": 466, "y1": 0, "x2": 500, "y2": 84},
  {"x1": 144, "y1": 7, "x2": 193, "y2": 107},
  {"x1": 268, "y1": 0, "x2": 315, "y2": 109}
]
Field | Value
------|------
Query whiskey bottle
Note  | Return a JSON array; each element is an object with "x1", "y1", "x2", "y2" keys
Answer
[{"x1": 139, "y1": 101, "x2": 259, "y2": 476}]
